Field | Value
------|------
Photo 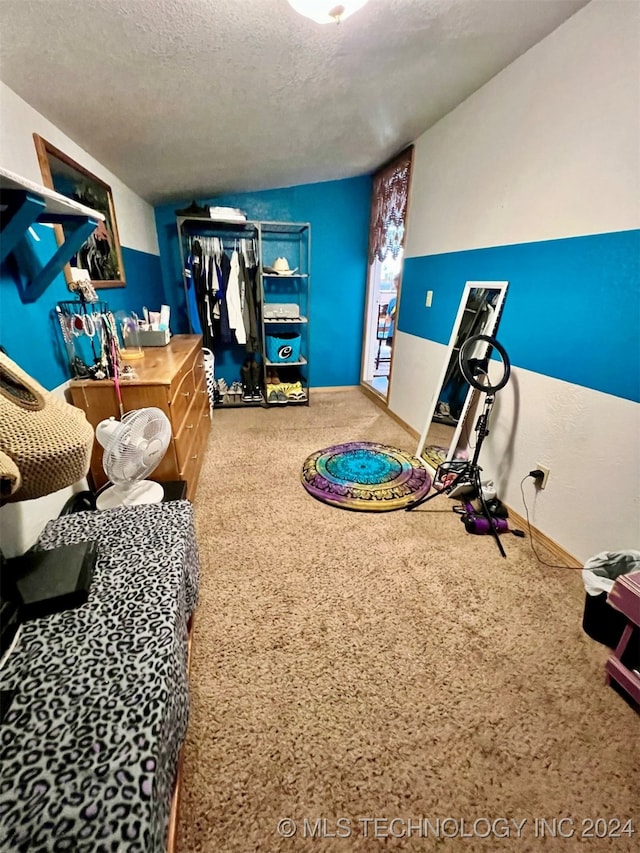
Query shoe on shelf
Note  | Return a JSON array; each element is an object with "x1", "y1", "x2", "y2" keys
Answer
[
  {"x1": 288, "y1": 390, "x2": 307, "y2": 402},
  {"x1": 241, "y1": 384, "x2": 253, "y2": 403},
  {"x1": 267, "y1": 390, "x2": 279, "y2": 405},
  {"x1": 251, "y1": 386, "x2": 263, "y2": 402},
  {"x1": 276, "y1": 389, "x2": 288, "y2": 405},
  {"x1": 267, "y1": 367, "x2": 282, "y2": 385}
]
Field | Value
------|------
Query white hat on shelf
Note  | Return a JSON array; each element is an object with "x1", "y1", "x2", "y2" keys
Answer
[{"x1": 272, "y1": 257, "x2": 298, "y2": 276}]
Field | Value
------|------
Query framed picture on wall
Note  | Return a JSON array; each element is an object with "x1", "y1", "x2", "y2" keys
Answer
[{"x1": 33, "y1": 133, "x2": 125, "y2": 289}]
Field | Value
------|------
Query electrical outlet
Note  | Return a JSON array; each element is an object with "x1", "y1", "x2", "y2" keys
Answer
[
  {"x1": 425, "y1": 290, "x2": 433, "y2": 307},
  {"x1": 535, "y1": 464, "x2": 550, "y2": 489}
]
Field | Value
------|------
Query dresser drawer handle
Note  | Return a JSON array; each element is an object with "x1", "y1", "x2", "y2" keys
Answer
[
  {"x1": 181, "y1": 391, "x2": 190, "y2": 398},
  {"x1": 191, "y1": 453, "x2": 198, "y2": 461},
  {"x1": 185, "y1": 423, "x2": 194, "y2": 430},
  {"x1": 200, "y1": 389, "x2": 207, "y2": 395}
]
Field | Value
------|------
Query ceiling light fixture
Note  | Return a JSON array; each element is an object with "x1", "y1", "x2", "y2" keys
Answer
[{"x1": 287, "y1": 0, "x2": 369, "y2": 25}]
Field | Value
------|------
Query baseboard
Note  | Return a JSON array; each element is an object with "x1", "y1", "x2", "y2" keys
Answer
[
  {"x1": 311, "y1": 385, "x2": 361, "y2": 393},
  {"x1": 505, "y1": 507, "x2": 582, "y2": 568},
  {"x1": 359, "y1": 383, "x2": 421, "y2": 442}
]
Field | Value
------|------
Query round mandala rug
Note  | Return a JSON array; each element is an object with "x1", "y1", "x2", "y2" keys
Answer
[{"x1": 301, "y1": 440, "x2": 432, "y2": 511}]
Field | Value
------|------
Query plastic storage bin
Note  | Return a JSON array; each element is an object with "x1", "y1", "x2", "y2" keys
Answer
[{"x1": 266, "y1": 332, "x2": 301, "y2": 363}]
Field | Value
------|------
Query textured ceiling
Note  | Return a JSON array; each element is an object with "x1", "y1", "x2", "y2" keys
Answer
[{"x1": 0, "y1": 0, "x2": 589, "y2": 204}]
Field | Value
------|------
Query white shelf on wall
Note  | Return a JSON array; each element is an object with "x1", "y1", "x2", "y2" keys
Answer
[{"x1": 0, "y1": 167, "x2": 103, "y2": 303}]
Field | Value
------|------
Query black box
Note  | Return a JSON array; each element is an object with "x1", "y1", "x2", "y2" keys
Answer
[
  {"x1": 582, "y1": 591, "x2": 628, "y2": 649},
  {"x1": 9, "y1": 541, "x2": 97, "y2": 622}
]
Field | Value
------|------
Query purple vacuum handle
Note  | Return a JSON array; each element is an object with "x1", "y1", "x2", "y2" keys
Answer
[{"x1": 463, "y1": 512, "x2": 509, "y2": 535}]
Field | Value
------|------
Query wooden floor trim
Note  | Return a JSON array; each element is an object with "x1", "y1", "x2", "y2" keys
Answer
[
  {"x1": 167, "y1": 615, "x2": 195, "y2": 853},
  {"x1": 359, "y1": 383, "x2": 421, "y2": 442},
  {"x1": 311, "y1": 385, "x2": 361, "y2": 393},
  {"x1": 505, "y1": 506, "x2": 581, "y2": 568}
]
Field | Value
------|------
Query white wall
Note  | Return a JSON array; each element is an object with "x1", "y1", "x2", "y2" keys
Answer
[
  {"x1": 405, "y1": 0, "x2": 640, "y2": 257},
  {"x1": 389, "y1": 332, "x2": 446, "y2": 433},
  {"x1": 395, "y1": 0, "x2": 640, "y2": 562},
  {"x1": 0, "y1": 82, "x2": 159, "y2": 255},
  {"x1": 484, "y1": 366, "x2": 640, "y2": 560}
]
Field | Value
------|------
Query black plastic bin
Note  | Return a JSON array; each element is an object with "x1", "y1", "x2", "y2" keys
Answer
[
  {"x1": 582, "y1": 551, "x2": 640, "y2": 648},
  {"x1": 582, "y1": 592, "x2": 629, "y2": 648}
]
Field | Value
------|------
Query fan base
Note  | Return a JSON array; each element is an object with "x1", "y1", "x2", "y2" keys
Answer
[{"x1": 96, "y1": 480, "x2": 165, "y2": 510}]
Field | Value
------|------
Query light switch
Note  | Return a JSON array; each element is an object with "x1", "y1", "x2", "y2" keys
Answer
[{"x1": 425, "y1": 290, "x2": 433, "y2": 307}]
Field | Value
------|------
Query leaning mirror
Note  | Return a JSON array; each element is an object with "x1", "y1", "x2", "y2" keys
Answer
[
  {"x1": 33, "y1": 134, "x2": 125, "y2": 289},
  {"x1": 416, "y1": 281, "x2": 508, "y2": 472}
]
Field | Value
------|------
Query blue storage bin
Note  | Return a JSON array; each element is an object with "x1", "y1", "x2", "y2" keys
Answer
[{"x1": 266, "y1": 332, "x2": 301, "y2": 363}]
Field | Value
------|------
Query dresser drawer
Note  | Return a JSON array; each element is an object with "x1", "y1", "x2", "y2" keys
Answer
[
  {"x1": 168, "y1": 342, "x2": 202, "y2": 397},
  {"x1": 192, "y1": 351, "x2": 206, "y2": 396},
  {"x1": 169, "y1": 367, "x2": 197, "y2": 432},
  {"x1": 174, "y1": 388, "x2": 206, "y2": 471},
  {"x1": 179, "y1": 405, "x2": 210, "y2": 490}
]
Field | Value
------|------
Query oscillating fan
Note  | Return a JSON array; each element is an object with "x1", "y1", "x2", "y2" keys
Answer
[{"x1": 95, "y1": 407, "x2": 172, "y2": 510}]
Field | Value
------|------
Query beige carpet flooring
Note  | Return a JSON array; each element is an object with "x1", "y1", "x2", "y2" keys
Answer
[{"x1": 179, "y1": 390, "x2": 638, "y2": 853}]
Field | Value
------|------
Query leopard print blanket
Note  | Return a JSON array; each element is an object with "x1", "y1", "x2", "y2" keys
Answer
[{"x1": 0, "y1": 500, "x2": 199, "y2": 852}]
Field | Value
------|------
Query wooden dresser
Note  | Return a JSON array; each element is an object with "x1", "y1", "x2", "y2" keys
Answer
[{"x1": 69, "y1": 335, "x2": 210, "y2": 500}]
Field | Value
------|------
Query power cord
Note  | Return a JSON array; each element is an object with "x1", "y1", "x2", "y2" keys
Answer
[{"x1": 519, "y1": 474, "x2": 583, "y2": 570}]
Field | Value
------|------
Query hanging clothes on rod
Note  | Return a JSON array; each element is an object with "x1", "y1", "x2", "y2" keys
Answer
[
  {"x1": 185, "y1": 236, "x2": 221, "y2": 350},
  {"x1": 239, "y1": 238, "x2": 260, "y2": 353},
  {"x1": 182, "y1": 228, "x2": 260, "y2": 354},
  {"x1": 214, "y1": 240, "x2": 234, "y2": 345},
  {"x1": 184, "y1": 230, "x2": 260, "y2": 353},
  {"x1": 226, "y1": 247, "x2": 245, "y2": 345}
]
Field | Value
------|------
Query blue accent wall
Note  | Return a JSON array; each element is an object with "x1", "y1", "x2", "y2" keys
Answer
[
  {"x1": 154, "y1": 175, "x2": 372, "y2": 387},
  {"x1": 0, "y1": 229, "x2": 163, "y2": 390},
  {"x1": 401, "y1": 230, "x2": 640, "y2": 403}
]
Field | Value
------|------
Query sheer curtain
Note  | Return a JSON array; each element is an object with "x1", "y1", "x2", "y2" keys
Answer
[
  {"x1": 361, "y1": 146, "x2": 413, "y2": 398},
  {"x1": 368, "y1": 146, "x2": 413, "y2": 264}
]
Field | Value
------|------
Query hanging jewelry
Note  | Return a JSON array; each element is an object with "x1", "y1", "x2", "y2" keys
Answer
[
  {"x1": 82, "y1": 312, "x2": 96, "y2": 339},
  {"x1": 56, "y1": 306, "x2": 72, "y2": 345},
  {"x1": 92, "y1": 314, "x2": 107, "y2": 379}
]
